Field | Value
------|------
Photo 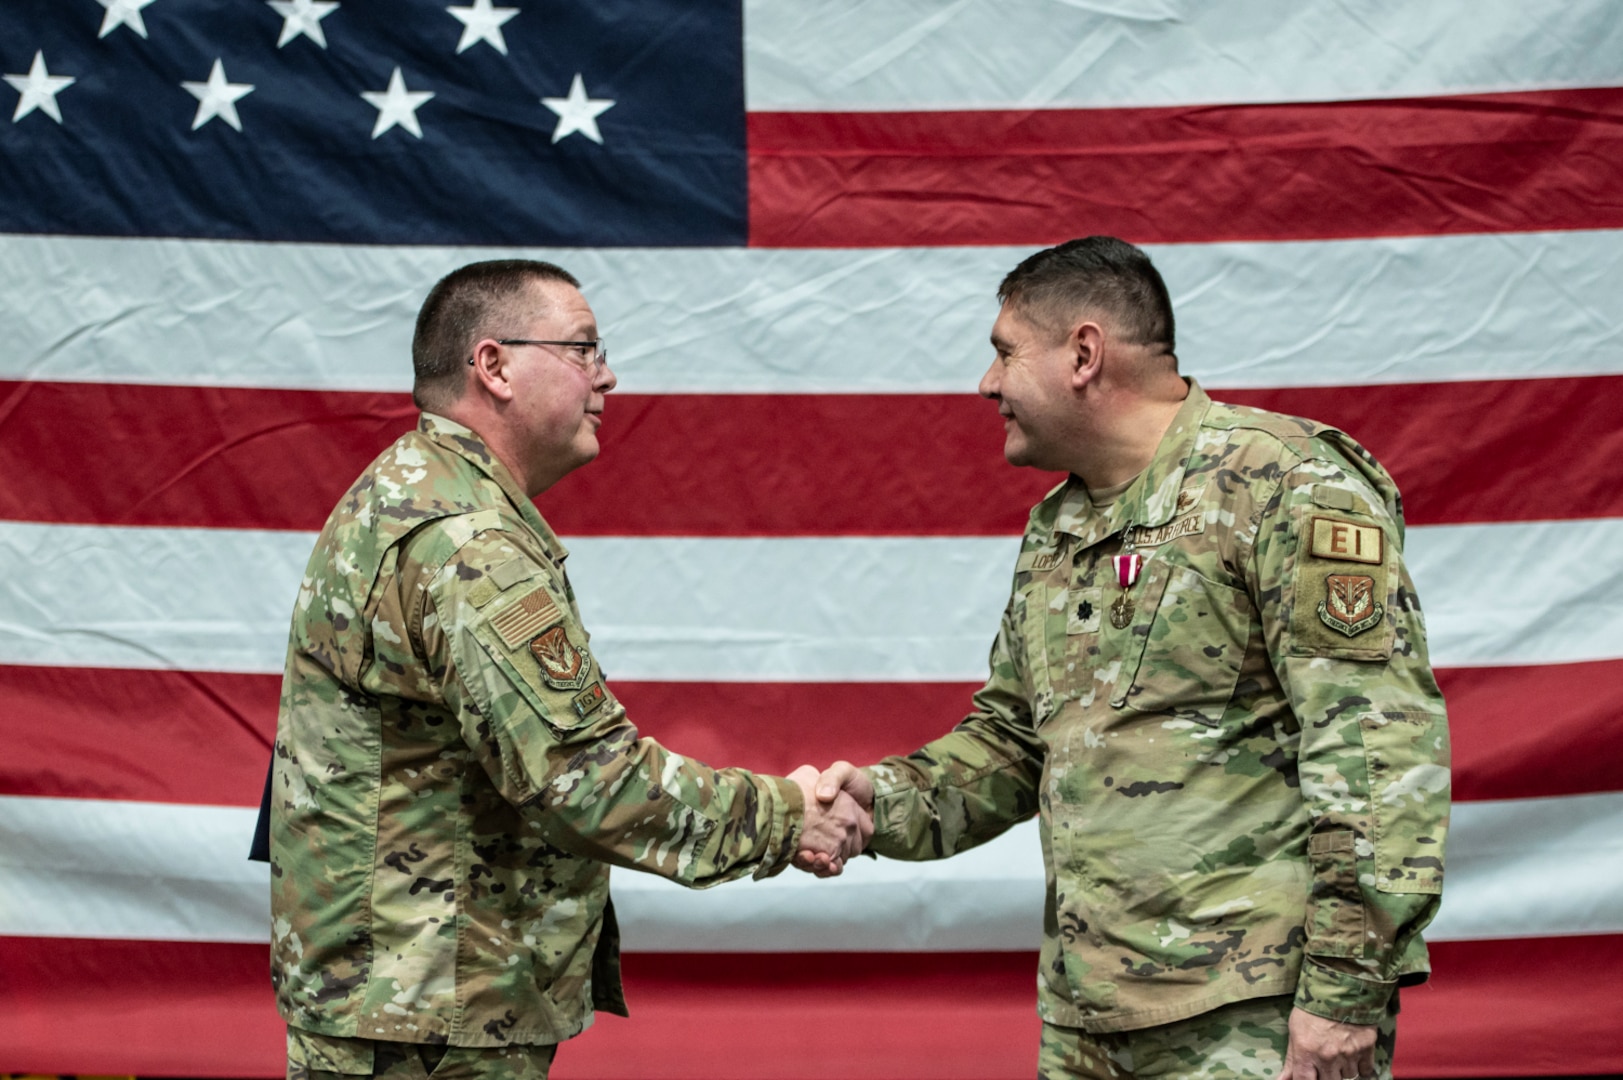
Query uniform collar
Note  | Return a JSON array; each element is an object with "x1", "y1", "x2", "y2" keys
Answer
[
  {"x1": 418, "y1": 412, "x2": 570, "y2": 565},
  {"x1": 1051, "y1": 379, "x2": 1211, "y2": 547}
]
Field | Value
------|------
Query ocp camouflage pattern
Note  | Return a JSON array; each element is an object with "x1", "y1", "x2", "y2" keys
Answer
[
  {"x1": 271, "y1": 414, "x2": 804, "y2": 1048},
  {"x1": 1037, "y1": 993, "x2": 1398, "y2": 1079},
  {"x1": 865, "y1": 382, "x2": 1449, "y2": 1032}
]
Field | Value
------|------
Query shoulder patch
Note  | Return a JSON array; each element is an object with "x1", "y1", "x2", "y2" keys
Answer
[
  {"x1": 488, "y1": 585, "x2": 562, "y2": 649},
  {"x1": 1289, "y1": 514, "x2": 1394, "y2": 660},
  {"x1": 1318, "y1": 573, "x2": 1384, "y2": 637},
  {"x1": 1309, "y1": 516, "x2": 1383, "y2": 565},
  {"x1": 529, "y1": 625, "x2": 591, "y2": 690},
  {"x1": 571, "y1": 682, "x2": 608, "y2": 719}
]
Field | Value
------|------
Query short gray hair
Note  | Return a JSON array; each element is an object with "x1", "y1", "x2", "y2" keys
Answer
[{"x1": 411, "y1": 259, "x2": 581, "y2": 410}]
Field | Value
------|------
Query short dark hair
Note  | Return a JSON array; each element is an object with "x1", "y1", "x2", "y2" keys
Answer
[
  {"x1": 411, "y1": 259, "x2": 581, "y2": 410},
  {"x1": 997, "y1": 236, "x2": 1175, "y2": 353}
]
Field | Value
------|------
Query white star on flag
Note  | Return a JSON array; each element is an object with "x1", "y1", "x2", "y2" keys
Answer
[
  {"x1": 5, "y1": 51, "x2": 77, "y2": 125},
  {"x1": 541, "y1": 74, "x2": 614, "y2": 144},
  {"x1": 361, "y1": 67, "x2": 434, "y2": 139},
  {"x1": 446, "y1": 0, "x2": 519, "y2": 56},
  {"x1": 96, "y1": 0, "x2": 160, "y2": 39},
  {"x1": 182, "y1": 59, "x2": 254, "y2": 132},
  {"x1": 267, "y1": 0, "x2": 340, "y2": 49}
]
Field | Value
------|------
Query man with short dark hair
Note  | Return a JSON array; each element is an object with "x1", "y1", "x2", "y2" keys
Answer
[
  {"x1": 811, "y1": 237, "x2": 1449, "y2": 1079},
  {"x1": 271, "y1": 259, "x2": 870, "y2": 1080}
]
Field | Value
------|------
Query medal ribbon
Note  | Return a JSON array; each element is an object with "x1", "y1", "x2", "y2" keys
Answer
[{"x1": 1113, "y1": 552, "x2": 1143, "y2": 589}]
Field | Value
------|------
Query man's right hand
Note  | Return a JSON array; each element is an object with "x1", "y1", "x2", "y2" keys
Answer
[
  {"x1": 790, "y1": 761, "x2": 875, "y2": 877},
  {"x1": 787, "y1": 764, "x2": 872, "y2": 877}
]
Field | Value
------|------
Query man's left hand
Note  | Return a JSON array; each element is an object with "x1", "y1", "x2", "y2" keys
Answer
[{"x1": 1274, "y1": 1007, "x2": 1377, "y2": 1080}]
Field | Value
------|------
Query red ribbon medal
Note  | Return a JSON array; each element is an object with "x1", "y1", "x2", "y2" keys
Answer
[
  {"x1": 1113, "y1": 553, "x2": 1143, "y2": 589},
  {"x1": 1110, "y1": 552, "x2": 1143, "y2": 628}
]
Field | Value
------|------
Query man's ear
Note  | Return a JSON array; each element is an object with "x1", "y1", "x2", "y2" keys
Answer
[
  {"x1": 468, "y1": 339, "x2": 516, "y2": 402},
  {"x1": 1070, "y1": 321, "x2": 1105, "y2": 390}
]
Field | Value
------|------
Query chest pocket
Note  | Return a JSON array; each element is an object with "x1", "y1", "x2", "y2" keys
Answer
[{"x1": 1111, "y1": 561, "x2": 1251, "y2": 726}]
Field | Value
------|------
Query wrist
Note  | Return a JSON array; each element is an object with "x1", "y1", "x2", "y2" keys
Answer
[
  {"x1": 752, "y1": 774, "x2": 805, "y2": 880},
  {"x1": 1294, "y1": 957, "x2": 1395, "y2": 1025}
]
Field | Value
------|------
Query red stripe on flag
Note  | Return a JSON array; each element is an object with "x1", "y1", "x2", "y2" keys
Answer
[
  {"x1": 0, "y1": 664, "x2": 276, "y2": 807},
  {"x1": 0, "y1": 379, "x2": 418, "y2": 533},
  {"x1": 1394, "y1": 934, "x2": 1623, "y2": 1078},
  {"x1": 0, "y1": 935, "x2": 282, "y2": 1078},
  {"x1": 1437, "y1": 661, "x2": 1623, "y2": 803},
  {"x1": 4, "y1": 377, "x2": 1620, "y2": 533},
  {"x1": 5, "y1": 659, "x2": 1618, "y2": 807},
  {"x1": 3, "y1": 936, "x2": 1620, "y2": 1078},
  {"x1": 748, "y1": 87, "x2": 1623, "y2": 248}
]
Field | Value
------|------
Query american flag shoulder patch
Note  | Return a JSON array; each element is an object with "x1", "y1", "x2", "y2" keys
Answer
[{"x1": 488, "y1": 585, "x2": 563, "y2": 650}]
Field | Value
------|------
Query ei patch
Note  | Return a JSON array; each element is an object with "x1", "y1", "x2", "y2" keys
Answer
[
  {"x1": 1309, "y1": 516, "x2": 1382, "y2": 565},
  {"x1": 1289, "y1": 513, "x2": 1394, "y2": 659}
]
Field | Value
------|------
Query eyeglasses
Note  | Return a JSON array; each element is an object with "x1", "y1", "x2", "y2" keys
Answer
[{"x1": 469, "y1": 338, "x2": 608, "y2": 371}]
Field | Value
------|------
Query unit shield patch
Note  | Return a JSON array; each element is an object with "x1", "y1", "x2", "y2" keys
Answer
[
  {"x1": 1318, "y1": 573, "x2": 1384, "y2": 637},
  {"x1": 529, "y1": 624, "x2": 591, "y2": 690}
]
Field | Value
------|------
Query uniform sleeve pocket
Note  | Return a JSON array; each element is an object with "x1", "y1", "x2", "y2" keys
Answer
[
  {"x1": 1114, "y1": 563, "x2": 1250, "y2": 726},
  {"x1": 1018, "y1": 581, "x2": 1058, "y2": 723},
  {"x1": 1306, "y1": 829, "x2": 1367, "y2": 958},
  {"x1": 1364, "y1": 710, "x2": 1449, "y2": 895}
]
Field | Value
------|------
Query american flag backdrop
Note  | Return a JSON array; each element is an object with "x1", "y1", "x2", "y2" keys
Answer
[{"x1": 2, "y1": 1, "x2": 1622, "y2": 1077}]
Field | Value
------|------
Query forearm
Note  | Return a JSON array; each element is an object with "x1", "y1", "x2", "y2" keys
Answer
[
  {"x1": 524, "y1": 725, "x2": 804, "y2": 886},
  {"x1": 865, "y1": 723, "x2": 1041, "y2": 860}
]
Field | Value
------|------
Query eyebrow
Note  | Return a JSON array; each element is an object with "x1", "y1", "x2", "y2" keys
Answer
[{"x1": 990, "y1": 333, "x2": 1012, "y2": 352}]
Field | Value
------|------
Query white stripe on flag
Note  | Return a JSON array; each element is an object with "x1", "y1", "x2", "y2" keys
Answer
[
  {"x1": 2, "y1": 792, "x2": 1619, "y2": 948},
  {"x1": 3, "y1": 231, "x2": 1621, "y2": 393},
  {"x1": 2, "y1": 519, "x2": 1620, "y2": 678},
  {"x1": 744, "y1": 0, "x2": 1623, "y2": 110}
]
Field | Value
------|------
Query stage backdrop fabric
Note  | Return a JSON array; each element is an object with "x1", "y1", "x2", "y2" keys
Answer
[{"x1": 2, "y1": 1, "x2": 1621, "y2": 1077}]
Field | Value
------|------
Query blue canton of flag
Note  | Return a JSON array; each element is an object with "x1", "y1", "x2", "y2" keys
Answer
[{"x1": 0, "y1": 0, "x2": 746, "y2": 245}]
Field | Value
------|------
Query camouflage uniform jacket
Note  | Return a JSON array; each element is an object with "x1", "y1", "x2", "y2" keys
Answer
[
  {"x1": 866, "y1": 382, "x2": 1449, "y2": 1033},
  {"x1": 271, "y1": 413, "x2": 805, "y2": 1048}
]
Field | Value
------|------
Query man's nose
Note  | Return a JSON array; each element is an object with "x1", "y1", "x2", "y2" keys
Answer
[
  {"x1": 596, "y1": 361, "x2": 618, "y2": 393},
  {"x1": 977, "y1": 359, "x2": 1000, "y2": 399}
]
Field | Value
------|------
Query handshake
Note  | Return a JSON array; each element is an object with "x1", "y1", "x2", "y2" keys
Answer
[{"x1": 786, "y1": 761, "x2": 874, "y2": 878}]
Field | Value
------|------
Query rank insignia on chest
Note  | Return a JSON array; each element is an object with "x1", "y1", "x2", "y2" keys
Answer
[
  {"x1": 1068, "y1": 586, "x2": 1103, "y2": 635},
  {"x1": 1318, "y1": 573, "x2": 1384, "y2": 637},
  {"x1": 529, "y1": 625, "x2": 591, "y2": 690}
]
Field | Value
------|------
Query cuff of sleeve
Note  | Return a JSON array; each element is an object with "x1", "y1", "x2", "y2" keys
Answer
[
  {"x1": 751, "y1": 774, "x2": 805, "y2": 881},
  {"x1": 1293, "y1": 957, "x2": 1396, "y2": 1025},
  {"x1": 862, "y1": 764, "x2": 900, "y2": 798}
]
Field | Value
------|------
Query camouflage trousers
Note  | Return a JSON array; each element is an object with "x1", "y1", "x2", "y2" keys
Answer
[
  {"x1": 1038, "y1": 994, "x2": 1399, "y2": 1080},
  {"x1": 287, "y1": 1029, "x2": 556, "y2": 1080}
]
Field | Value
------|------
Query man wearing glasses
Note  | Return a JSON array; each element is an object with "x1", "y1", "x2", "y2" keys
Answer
[{"x1": 269, "y1": 260, "x2": 871, "y2": 1080}]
